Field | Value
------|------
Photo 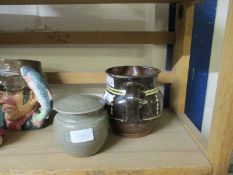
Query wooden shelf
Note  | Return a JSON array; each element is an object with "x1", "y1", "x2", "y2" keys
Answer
[
  {"x1": 0, "y1": 31, "x2": 175, "y2": 45},
  {"x1": 0, "y1": 109, "x2": 211, "y2": 175},
  {"x1": 0, "y1": 1, "x2": 232, "y2": 174},
  {"x1": 0, "y1": 83, "x2": 211, "y2": 175},
  {"x1": 0, "y1": 0, "x2": 201, "y2": 5},
  {"x1": 46, "y1": 71, "x2": 174, "y2": 84}
]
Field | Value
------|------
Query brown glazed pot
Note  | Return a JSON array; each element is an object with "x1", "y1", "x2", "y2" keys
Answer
[{"x1": 104, "y1": 66, "x2": 163, "y2": 137}]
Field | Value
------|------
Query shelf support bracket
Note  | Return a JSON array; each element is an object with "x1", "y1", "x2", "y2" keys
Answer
[
  {"x1": 170, "y1": 2, "x2": 195, "y2": 113},
  {"x1": 207, "y1": 1, "x2": 233, "y2": 175}
]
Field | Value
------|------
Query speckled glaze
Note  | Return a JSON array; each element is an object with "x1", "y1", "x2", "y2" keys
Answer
[
  {"x1": 53, "y1": 94, "x2": 108, "y2": 157},
  {"x1": 104, "y1": 66, "x2": 163, "y2": 137},
  {"x1": 0, "y1": 136, "x2": 2, "y2": 146}
]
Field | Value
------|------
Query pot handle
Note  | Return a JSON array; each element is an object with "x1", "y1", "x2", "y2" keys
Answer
[{"x1": 124, "y1": 82, "x2": 144, "y2": 122}]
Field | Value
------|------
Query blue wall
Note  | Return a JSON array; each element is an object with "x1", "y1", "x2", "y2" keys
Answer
[
  {"x1": 165, "y1": 1, "x2": 217, "y2": 130},
  {"x1": 185, "y1": 0, "x2": 217, "y2": 130}
]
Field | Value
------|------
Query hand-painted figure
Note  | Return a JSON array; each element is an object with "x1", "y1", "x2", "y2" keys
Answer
[
  {"x1": 0, "y1": 88, "x2": 47, "y2": 131},
  {"x1": 0, "y1": 60, "x2": 53, "y2": 146}
]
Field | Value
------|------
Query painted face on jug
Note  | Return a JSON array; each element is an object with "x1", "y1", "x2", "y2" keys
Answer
[{"x1": 0, "y1": 89, "x2": 37, "y2": 121}]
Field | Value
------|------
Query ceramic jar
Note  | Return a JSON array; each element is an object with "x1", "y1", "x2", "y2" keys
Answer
[
  {"x1": 53, "y1": 94, "x2": 108, "y2": 157},
  {"x1": 0, "y1": 59, "x2": 53, "y2": 132},
  {"x1": 0, "y1": 59, "x2": 53, "y2": 146},
  {"x1": 104, "y1": 66, "x2": 163, "y2": 138}
]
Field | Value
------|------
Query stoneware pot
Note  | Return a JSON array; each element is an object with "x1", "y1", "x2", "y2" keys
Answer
[
  {"x1": 104, "y1": 66, "x2": 163, "y2": 138},
  {"x1": 53, "y1": 94, "x2": 108, "y2": 157}
]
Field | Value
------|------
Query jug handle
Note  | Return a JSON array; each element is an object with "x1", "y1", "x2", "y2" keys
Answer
[{"x1": 124, "y1": 82, "x2": 144, "y2": 122}]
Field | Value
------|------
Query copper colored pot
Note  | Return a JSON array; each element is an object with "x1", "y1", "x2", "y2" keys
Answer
[{"x1": 104, "y1": 66, "x2": 163, "y2": 138}]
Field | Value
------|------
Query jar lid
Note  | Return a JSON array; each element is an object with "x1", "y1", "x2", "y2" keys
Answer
[{"x1": 54, "y1": 94, "x2": 105, "y2": 115}]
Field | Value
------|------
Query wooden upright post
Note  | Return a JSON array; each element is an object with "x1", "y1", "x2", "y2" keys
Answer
[
  {"x1": 170, "y1": 3, "x2": 195, "y2": 113},
  {"x1": 207, "y1": 1, "x2": 233, "y2": 175}
]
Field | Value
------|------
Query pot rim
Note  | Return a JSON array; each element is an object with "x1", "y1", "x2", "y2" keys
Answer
[
  {"x1": 105, "y1": 66, "x2": 161, "y2": 79},
  {"x1": 54, "y1": 93, "x2": 105, "y2": 115},
  {"x1": 55, "y1": 105, "x2": 104, "y2": 115}
]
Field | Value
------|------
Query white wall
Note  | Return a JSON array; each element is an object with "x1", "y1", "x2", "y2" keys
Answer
[
  {"x1": 0, "y1": 4, "x2": 168, "y2": 73},
  {"x1": 201, "y1": 0, "x2": 229, "y2": 139}
]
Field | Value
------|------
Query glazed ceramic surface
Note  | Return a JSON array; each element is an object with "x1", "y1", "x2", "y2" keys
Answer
[
  {"x1": 0, "y1": 59, "x2": 53, "y2": 135},
  {"x1": 53, "y1": 94, "x2": 108, "y2": 157},
  {"x1": 0, "y1": 136, "x2": 2, "y2": 146},
  {"x1": 104, "y1": 66, "x2": 163, "y2": 137}
]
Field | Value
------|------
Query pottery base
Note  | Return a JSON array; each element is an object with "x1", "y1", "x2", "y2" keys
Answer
[
  {"x1": 110, "y1": 118, "x2": 158, "y2": 138},
  {"x1": 0, "y1": 136, "x2": 2, "y2": 146}
]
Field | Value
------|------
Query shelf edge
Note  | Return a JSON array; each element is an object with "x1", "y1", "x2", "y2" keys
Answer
[
  {"x1": 176, "y1": 113, "x2": 209, "y2": 157},
  {"x1": 0, "y1": 166, "x2": 212, "y2": 175},
  {"x1": 46, "y1": 71, "x2": 174, "y2": 84},
  {"x1": 0, "y1": 31, "x2": 175, "y2": 45},
  {"x1": 0, "y1": 0, "x2": 179, "y2": 5}
]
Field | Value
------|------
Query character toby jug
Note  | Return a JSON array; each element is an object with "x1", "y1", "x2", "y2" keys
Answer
[{"x1": 0, "y1": 59, "x2": 53, "y2": 146}]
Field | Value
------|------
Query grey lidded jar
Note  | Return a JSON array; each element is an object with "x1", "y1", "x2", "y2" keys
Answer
[{"x1": 53, "y1": 94, "x2": 109, "y2": 157}]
